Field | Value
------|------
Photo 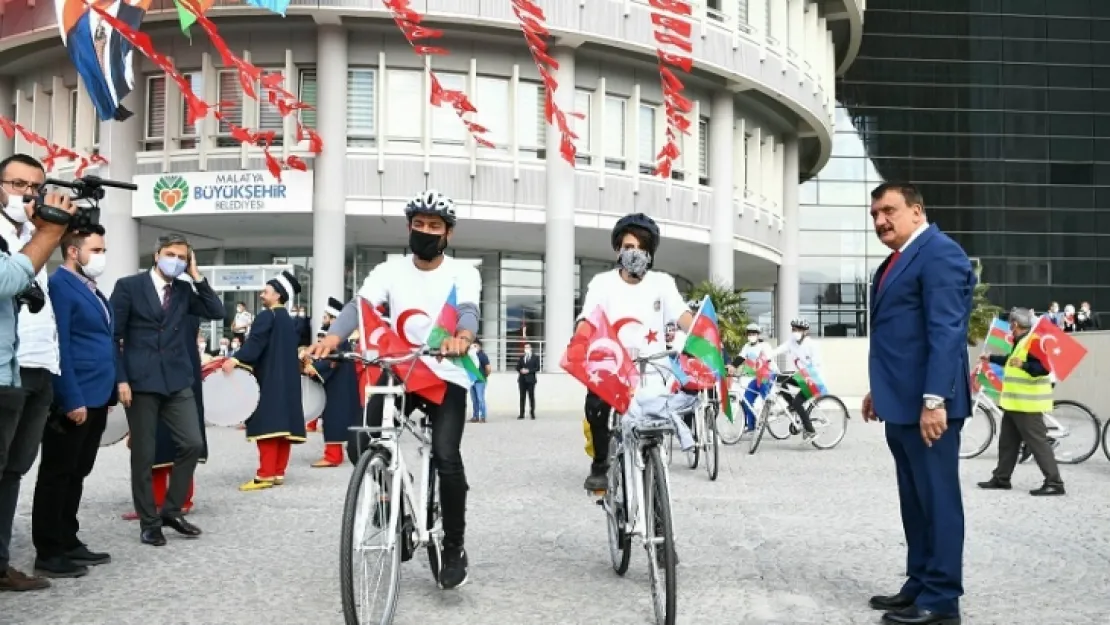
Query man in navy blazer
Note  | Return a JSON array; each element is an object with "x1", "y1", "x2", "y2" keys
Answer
[
  {"x1": 863, "y1": 183, "x2": 973, "y2": 625},
  {"x1": 110, "y1": 233, "x2": 223, "y2": 547},
  {"x1": 30, "y1": 225, "x2": 116, "y2": 578}
]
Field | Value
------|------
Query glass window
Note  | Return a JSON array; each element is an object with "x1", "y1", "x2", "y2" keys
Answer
[
  {"x1": 575, "y1": 89, "x2": 592, "y2": 165},
  {"x1": 799, "y1": 255, "x2": 869, "y2": 284},
  {"x1": 604, "y1": 95, "x2": 626, "y2": 170},
  {"x1": 817, "y1": 181, "x2": 870, "y2": 207},
  {"x1": 216, "y1": 70, "x2": 241, "y2": 147},
  {"x1": 144, "y1": 75, "x2": 165, "y2": 149},
  {"x1": 299, "y1": 69, "x2": 317, "y2": 130},
  {"x1": 698, "y1": 116, "x2": 709, "y2": 182},
  {"x1": 474, "y1": 76, "x2": 509, "y2": 154},
  {"x1": 799, "y1": 204, "x2": 870, "y2": 231},
  {"x1": 516, "y1": 81, "x2": 544, "y2": 158},
  {"x1": 638, "y1": 103, "x2": 657, "y2": 172},
  {"x1": 180, "y1": 72, "x2": 201, "y2": 149},
  {"x1": 257, "y1": 70, "x2": 284, "y2": 147},
  {"x1": 68, "y1": 90, "x2": 77, "y2": 148},
  {"x1": 385, "y1": 69, "x2": 422, "y2": 145},
  {"x1": 348, "y1": 69, "x2": 376, "y2": 147},
  {"x1": 431, "y1": 72, "x2": 467, "y2": 153}
]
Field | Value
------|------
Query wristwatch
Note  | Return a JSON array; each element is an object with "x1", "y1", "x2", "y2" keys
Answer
[{"x1": 923, "y1": 397, "x2": 944, "y2": 411}]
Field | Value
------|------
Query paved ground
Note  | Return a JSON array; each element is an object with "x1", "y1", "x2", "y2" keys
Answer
[{"x1": 5, "y1": 409, "x2": 1110, "y2": 625}]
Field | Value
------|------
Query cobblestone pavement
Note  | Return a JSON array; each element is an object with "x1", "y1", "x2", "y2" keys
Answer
[{"x1": 5, "y1": 409, "x2": 1110, "y2": 625}]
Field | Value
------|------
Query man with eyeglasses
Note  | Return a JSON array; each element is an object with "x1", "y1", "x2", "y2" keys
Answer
[{"x1": 0, "y1": 153, "x2": 79, "y2": 591}]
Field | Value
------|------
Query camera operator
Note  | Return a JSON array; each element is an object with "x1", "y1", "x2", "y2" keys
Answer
[{"x1": 0, "y1": 153, "x2": 78, "y2": 591}]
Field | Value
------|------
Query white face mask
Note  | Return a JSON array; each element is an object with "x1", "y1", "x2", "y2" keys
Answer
[
  {"x1": 747, "y1": 335, "x2": 759, "y2": 344},
  {"x1": 791, "y1": 331, "x2": 803, "y2": 342},
  {"x1": 524, "y1": 349, "x2": 532, "y2": 356},
  {"x1": 80, "y1": 252, "x2": 107, "y2": 279},
  {"x1": 3, "y1": 193, "x2": 28, "y2": 225},
  {"x1": 198, "y1": 342, "x2": 206, "y2": 350},
  {"x1": 230, "y1": 342, "x2": 240, "y2": 350}
]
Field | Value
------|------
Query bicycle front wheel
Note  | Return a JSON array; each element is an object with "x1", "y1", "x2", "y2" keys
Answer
[
  {"x1": 1102, "y1": 418, "x2": 1110, "y2": 462},
  {"x1": 340, "y1": 450, "x2": 401, "y2": 625},
  {"x1": 807, "y1": 395, "x2": 849, "y2": 450},
  {"x1": 748, "y1": 404, "x2": 770, "y2": 455},
  {"x1": 704, "y1": 403, "x2": 719, "y2": 481},
  {"x1": 644, "y1": 445, "x2": 677, "y2": 625},
  {"x1": 717, "y1": 398, "x2": 746, "y2": 445},
  {"x1": 959, "y1": 404, "x2": 996, "y2": 460},
  {"x1": 1046, "y1": 399, "x2": 1101, "y2": 465},
  {"x1": 605, "y1": 443, "x2": 632, "y2": 575}
]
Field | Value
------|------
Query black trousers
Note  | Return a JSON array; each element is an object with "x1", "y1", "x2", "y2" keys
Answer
[
  {"x1": 585, "y1": 391, "x2": 612, "y2": 467},
  {"x1": 993, "y1": 410, "x2": 1063, "y2": 486},
  {"x1": 126, "y1": 389, "x2": 204, "y2": 531},
  {"x1": 356, "y1": 377, "x2": 470, "y2": 548},
  {"x1": 31, "y1": 405, "x2": 108, "y2": 559},
  {"x1": 775, "y1": 373, "x2": 815, "y2": 433},
  {"x1": 518, "y1": 381, "x2": 536, "y2": 417}
]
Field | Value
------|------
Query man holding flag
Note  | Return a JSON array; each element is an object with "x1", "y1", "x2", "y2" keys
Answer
[{"x1": 308, "y1": 190, "x2": 477, "y2": 591}]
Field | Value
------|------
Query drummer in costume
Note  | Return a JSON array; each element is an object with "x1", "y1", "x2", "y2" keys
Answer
[
  {"x1": 305, "y1": 298, "x2": 359, "y2": 467},
  {"x1": 222, "y1": 271, "x2": 305, "y2": 491},
  {"x1": 306, "y1": 298, "x2": 341, "y2": 434}
]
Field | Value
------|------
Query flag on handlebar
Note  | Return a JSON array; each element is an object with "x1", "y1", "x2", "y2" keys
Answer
[
  {"x1": 560, "y1": 307, "x2": 638, "y2": 414},
  {"x1": 357, "y1": 297, "x2": 446, "y2": 405},
  {"x1": 742, "y1": 355, "x2": 773, "y2": 387},
  {"x1": 791, "y1": 365, "x2": 826, "y2": 400},
  {"x1": 428, "y1": 285, "x2": 486, "y2": 383},
  {"x1": 682, "y1": 296, "x2": 732, "y2": 420}
]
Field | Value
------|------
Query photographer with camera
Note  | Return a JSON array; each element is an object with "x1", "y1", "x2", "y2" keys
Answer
[{"x1": 0, "y1": 153, "x2": 78, "y2": 592}]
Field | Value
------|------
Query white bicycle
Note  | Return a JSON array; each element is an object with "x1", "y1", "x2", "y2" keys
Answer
[
  {"x1": 331, "y1": 348, "x2": 442, "y2": 625},
  {"x1": 960, "y1": 391, "x2": 1101, "y2": 464},
  {"x1": 669, "y1": 386, "x2": 720, "y2": 481}
]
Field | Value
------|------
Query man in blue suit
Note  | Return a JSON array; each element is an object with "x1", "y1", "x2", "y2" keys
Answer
[
  {"x1": 862, "y1": 182, "x2": 974, "y2": 625},
  {"x1": 31, "y1": 225, "x2": 114, "y2": 579},
  {"x1": 111, "y1": 233, "x2": 224, "y2": 547}
]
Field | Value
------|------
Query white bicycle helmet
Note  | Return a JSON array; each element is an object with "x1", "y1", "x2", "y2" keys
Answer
[
  {"x1": 404, "y1": 189, "x2": 457, "y2": 227},
  {"x1": 790, "y1": 318, "x2": 810, "y2": 330},
  {"x1": 745, "y1": 323, "x2": 761, "y2": 334}
]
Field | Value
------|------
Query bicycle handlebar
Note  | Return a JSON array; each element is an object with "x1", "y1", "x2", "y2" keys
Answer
[{"x1": 324, "y1": 347, "x2": 433, "y2": 368}]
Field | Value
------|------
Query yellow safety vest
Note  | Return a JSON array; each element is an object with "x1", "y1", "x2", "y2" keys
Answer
[{"x1": 998, "y1": 333, "x2": 1053, "y2": 413}]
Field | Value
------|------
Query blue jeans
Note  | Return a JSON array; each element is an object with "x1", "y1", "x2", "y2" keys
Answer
[
  {"x1": 469, "y1": 382, "x2": 487, "y2": 419},
  {"x1": 741, "y1": 378, "x2": 771, "y2": 430}
]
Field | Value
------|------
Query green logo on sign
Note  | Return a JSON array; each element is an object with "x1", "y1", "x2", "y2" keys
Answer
[{"x1": 153, "y1": 176, "x2": 189, "y2": 213}]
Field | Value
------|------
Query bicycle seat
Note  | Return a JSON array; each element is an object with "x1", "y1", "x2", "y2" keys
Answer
[{"x1": 630, "y1": 416, "x2": 677, "y2": 438}]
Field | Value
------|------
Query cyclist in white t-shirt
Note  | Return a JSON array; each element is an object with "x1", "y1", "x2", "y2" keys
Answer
[
  {"x1": 310, "y1": 190, "x2": 478, "y2": 590},
  {"x1": 569, "y1": 213, "x2": 694, "y2": 492},
  {"x1": 772, "y1": 318, "x2": 822, "y2": 439}
]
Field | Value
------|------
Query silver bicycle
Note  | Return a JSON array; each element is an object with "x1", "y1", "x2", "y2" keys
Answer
[
  {"x1": 599, "y1": 351, "x2": 681, "y2": 625},
  {"x1": 332, "y1": 348, "x2": 442, "y2": 625},
  {"x1": 671, "y1": 386, "x2": 720, "y2": 481},
  {"x1": 960, "y1": 391, "x2": 1101, "y2": 464}
]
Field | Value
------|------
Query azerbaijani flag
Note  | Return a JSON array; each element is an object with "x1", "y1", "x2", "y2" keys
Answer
[
  {"x1": 971, "y1": 361, "x2": 1004, "y2": 402},
  {"x1": 792, "y1": 364, "x2": 826, "y2": 400},
  {"x1": 682, "y1": 296, "x2": 732, "y2": 420},
  {"x1": 428, "y1": 285, "x2": 486, "y2": 383},
  {"x1": 743, "y1": 355, "x2": 773, "y2": 387},
  {"x1": 985, "y1": 318, "x2": 1012, "y2": 354}
]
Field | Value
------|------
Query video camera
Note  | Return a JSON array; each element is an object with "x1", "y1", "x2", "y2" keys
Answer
[{"x1": 25, "y1": 174, "x2": 138, "y2": 230}]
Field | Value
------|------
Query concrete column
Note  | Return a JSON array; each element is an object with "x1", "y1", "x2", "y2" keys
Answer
[
  {"x1": 0, "y1": 78, "x2": 13, "y2": 161},
  {"x1": 98, "y1": 116, "x2": 140, "y2": 297},
  {"x1": 542, "y1": 46, "x2": 576, "y2": 373},
  {"x1": 776, "y1": 136, "x2": 800, "y2": 342},
  {"x1": 709, "y1": 91, "x2": 735, "y2": 288},
  {"x1": 311, "y1": 25, "x2": 348, "y2": 321},
  {"x1": 478, "y1": 253, "x2": 501, "y2": 370},
  {"x1": 213, "y1": 247, "x2": 226, "y2": 264}
]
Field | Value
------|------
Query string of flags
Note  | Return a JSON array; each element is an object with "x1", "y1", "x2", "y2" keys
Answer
[
  {"x1": 648, "y1": 0, "x2": 695, "y2": 178},
  {"x1": 0, "y1": 116, "x2": 107, "y2": 177}
]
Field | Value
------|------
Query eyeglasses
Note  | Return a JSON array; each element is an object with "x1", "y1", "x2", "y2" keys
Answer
[{"x1": 1, "y1": 179, "x2": 42, "y2": 194}]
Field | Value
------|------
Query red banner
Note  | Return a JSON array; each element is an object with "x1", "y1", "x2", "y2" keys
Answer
[
  {"x1": 512, "y1": 0, "x2": 581, "y2": 166},
  {"x1": 649, "y1": 0, "x2": 694, "y2": 178},
  {"x1": 383, "y1": 0, "x2": 493, "y2": 149},
  {"x1": 0, "y1": 116, "x2": 107, "y2": 176}
]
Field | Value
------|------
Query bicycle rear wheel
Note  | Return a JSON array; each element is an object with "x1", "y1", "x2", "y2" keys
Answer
[
  {"x1": 1102, "y1": 418, "x2": 1110, "y2": 462},
  {"x1": 717, "y1": 399, "x2": 746, "y2": 445},
  {"x1": 807, "y1": 395, "x2": 849, "y2": 450},
  {"x1": 685, "y1": 410, "x2": 699, "y2": 470},
  {"x1": 340, "y1": 450, "x2": 401, "y2": 625},
  {"x1": 644, "y1": 445, "x2": 677, "y2": 625},
  {"x1": 704, "y1": 403, "x2": 719, "y2": 481},
  {"x1": 1039, "y1": 400, "x2": 1100, "y2": 465},
  {"x1": 748, "y1": 404, "x2": 770, "y2": 455},
  {"x1": 959, "y1": 405, "x2": 996, "y2": 460},
  {"x1": 424, "y1": 456, "x2": 443, "y2": 585},
  {"x1": 605, "y1": 441, "x2": 631, "y2": 575}
]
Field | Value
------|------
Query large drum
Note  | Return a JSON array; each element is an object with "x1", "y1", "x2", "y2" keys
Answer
[
  {"x1": 202, "y1": 357, "x2": 261, "y2": 427},
  {"x1": 99, "y1": 404, "x2": 129, "y2": 447},
  {"x1": 302, "y1": 373, "x2": 327, "y2": 423}
]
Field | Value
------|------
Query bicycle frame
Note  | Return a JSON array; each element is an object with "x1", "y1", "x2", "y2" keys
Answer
[{"x1": 975, "y1": 390, "x2": 1065, "y2": 437}]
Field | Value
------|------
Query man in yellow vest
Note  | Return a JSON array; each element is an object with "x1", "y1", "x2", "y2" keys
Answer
[{"x1": 976, "y1": 307, "x2": 1065, "y2": 496}]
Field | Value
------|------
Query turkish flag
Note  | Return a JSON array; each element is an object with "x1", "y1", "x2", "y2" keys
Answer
[
  {"x1": 356, "y1": 297, "x2": 446, "y2": 405},
  {"x1": 560, "y1": 307, "x2": 640, "y2": 414},
  {"x1": 1028, "y1": 316, "x2": 1087, "y2": 382},
  {"x1": 679, "y1": 355, "x2": 717, "y2": 392}
]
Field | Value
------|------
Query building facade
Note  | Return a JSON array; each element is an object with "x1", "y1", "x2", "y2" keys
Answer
[
  {"x1": 801, "y1": 0, "x2": 1110, "y2": 336},
  {"x1": 0, "y1": 0, "x2": 863, "y2": 367}
]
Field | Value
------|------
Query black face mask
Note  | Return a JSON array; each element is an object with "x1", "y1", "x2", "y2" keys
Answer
[
  {"x1": 409, "y1": 229, "x2": 445, "y2": 261},
  {"x1": 321, "y1": 321, "x2": 331, "y2": 331}
]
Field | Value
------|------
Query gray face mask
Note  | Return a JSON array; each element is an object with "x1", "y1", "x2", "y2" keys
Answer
[{"x1": 617, "y1": 249, "x2": 651, "y2": 278}]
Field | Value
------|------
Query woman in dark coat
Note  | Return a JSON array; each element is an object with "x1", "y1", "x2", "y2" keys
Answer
[{"x1": 223, "y1": 271, "x2": 305, "y2": 491}]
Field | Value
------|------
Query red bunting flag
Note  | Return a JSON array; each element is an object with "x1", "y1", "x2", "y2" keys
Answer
[
  {"x1": 0, "y1": 116, "x2": 108, "y2": 176},
  {"x1": 511, "y1": 0, "x2": 582, "y2": 166},
  {"x1": 648, "y1": 0, "x2": 694, "y2": 178},
  {"x1": 382, "y1": 0, "x2": 493, "y2": 149}
]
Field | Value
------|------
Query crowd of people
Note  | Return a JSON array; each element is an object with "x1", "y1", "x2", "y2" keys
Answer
[{"x1": 1041, "y1": 302, "x2": 1099, "y2": 333}]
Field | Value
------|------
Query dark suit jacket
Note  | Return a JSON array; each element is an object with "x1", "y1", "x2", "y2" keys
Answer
[
  {"x1": 50, "y1": 268, "x2": 116, "y2": 413},
  {"x1": 869, "y1": 224, "x2": 975, "y2": 424},
  {"x1": 516, "y1": 353, "x2": 540, "y2": 385},
  {"x1": 293, "y1": 315, "x2": 312, "y2": 347},
  {"x1": 110, "y1": 271, "x2": 224, "y2": 396}
]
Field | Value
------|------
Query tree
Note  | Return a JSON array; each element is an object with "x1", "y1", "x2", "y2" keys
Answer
[
  {"x1": 968, "y1": 265, "x2": 1002, "y2": 346},
  {"x1": 683, "y1": 280, "x2": 750, "y2": 355}
]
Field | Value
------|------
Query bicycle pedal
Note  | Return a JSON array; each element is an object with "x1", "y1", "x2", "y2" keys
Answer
[{"x1": 591, "y1": 490, "x2": 607, "y2": 499}]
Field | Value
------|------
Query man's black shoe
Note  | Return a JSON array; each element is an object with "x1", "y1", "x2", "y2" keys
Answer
[
  {"x1": 869, "y1": 593, "x2": 916, "y2": 611},
  {"x1": 1030, "y1": 483, "x2": 1066, "y2": 496},
  {"x1": 33, "y1": 556, "x2": 88, "y2": 579},
  {"x1": 162, "y1": 515, "x2": 202, "y2": 537},
  {"x1": 583, "y1": 463, "x2": 608, "y2": 492},
  {"x1": 438, "y1": 544, "x2": 469, "y2": 589},
  {"x1": 976, "y1": 478, "x2": 1011, "y2": 490},
  {"x1": 530, "y1": 413, "x2": 536, "y2": 420},
  {"x1": 881, "y1": 605, "x2": 960, "y2": 625},
  {"x1": 64, "y1": 545, "x2": 111, "y2": 566},
  {"x1": 141, "y1": 528, "x2": 167, "y2": 546},
  {"x1": 517, "y1": 415, "x2": 524, "y2": 420}
]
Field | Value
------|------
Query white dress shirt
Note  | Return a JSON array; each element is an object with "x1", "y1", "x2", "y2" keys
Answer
[{"x1": 0, "y1": 221, "x2": 59, "y2": 374}]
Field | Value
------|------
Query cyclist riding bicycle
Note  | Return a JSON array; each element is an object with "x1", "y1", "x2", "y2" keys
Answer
[
  {"x1": 309, "y1": 189, "x2": 478, "y2": 590},
  {"x1": 572, "y1": 213, "x2": 694, "y2": 492},
  {"x1": 772, "y1": 318, "x2": 822, "y2": 439},
  {"x1": 727, "y1": 323, "x2": 778, "y2": 432}
]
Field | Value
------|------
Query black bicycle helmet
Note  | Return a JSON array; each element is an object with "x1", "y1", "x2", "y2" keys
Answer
[
  {"x1": 790, "y1": 318, "x2": 810, "y2": 330},
  {"x1": 610, "y1": 213, "x2": 660, "y2": 255},
  {"x1": 404, "y1": 189, "x2": 457, "y2": 227}
]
